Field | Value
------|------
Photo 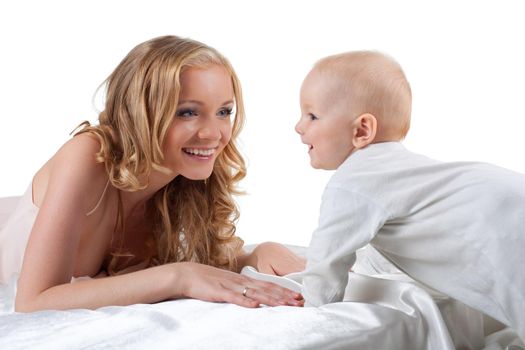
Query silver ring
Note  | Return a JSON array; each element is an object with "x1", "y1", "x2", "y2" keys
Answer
[{"x1": 242, "y1": 287, "x2": 249, "y2": 297}]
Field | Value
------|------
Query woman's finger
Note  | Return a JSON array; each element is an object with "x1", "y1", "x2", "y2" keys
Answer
[
  {"x1": 251, "y1": 279, "x2": 303, "y2": 300},
  {"x1": 222, "y1": 289, "x2": 260, "y2": 308},
  {"x1": 239, "y1": 281, "x2": 304, "y2": 307},
  {"x1": 244, "y1": 286, "x2": 303, "y2": 307}
]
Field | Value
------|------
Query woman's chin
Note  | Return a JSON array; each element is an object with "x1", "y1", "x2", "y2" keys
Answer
[{"x1": 180, "y1": 169, "x2": 214, "y2": 181}]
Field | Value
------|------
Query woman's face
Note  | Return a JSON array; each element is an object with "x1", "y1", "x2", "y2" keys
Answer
[{"x1": 163, "y1": 64, "x2": 234, "y2": 180}]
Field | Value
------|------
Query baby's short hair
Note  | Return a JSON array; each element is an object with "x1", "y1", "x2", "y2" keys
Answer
[{"x1": 314, "y1": 51, "x2": 412, "y2": 139}]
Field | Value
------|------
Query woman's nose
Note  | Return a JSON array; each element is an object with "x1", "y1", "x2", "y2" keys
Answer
[{"x1": 198, "y1": 120, "x2": 221, "y2": 140}]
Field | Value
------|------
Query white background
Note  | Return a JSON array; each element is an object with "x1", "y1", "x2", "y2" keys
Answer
[{"x1": 1, "y1": 1, "x2": 524, "y2": 246}]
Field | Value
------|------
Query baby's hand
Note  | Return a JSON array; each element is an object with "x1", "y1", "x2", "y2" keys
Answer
[{"x1": 249, "y1": 242, "x2": 306, "y2": 276}]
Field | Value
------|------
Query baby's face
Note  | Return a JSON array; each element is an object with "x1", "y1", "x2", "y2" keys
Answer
[{"x1": 295, "y1": 70, "x2": 356, "y2": 170}]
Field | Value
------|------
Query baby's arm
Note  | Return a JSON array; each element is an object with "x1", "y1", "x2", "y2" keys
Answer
[
  {"x1": 302, "y1": 187, "x2": 389, "y2": 306},
  {"x1": 236, "y1": 242, "x2": 305, "y2": 276}
]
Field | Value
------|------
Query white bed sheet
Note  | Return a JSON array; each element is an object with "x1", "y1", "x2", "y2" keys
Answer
[
  {"x1": 0, "y1": 271, "x2": 454, "y2": 350},
  {"x1": 2, "y1": 271, "x2": 523, "y2": 349},
  {"x1": 1, "y1": 196, "x2": 524, "y2": 350}
]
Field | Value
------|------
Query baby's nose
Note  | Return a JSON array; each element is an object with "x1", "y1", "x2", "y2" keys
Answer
[{"x1": 295, "y1": 120, "x2": 304, "y2": 135}]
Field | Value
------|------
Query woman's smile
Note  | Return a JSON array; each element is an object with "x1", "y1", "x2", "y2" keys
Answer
[{"x1": 182, "y1": 147, "x2": 218, "y2": 160}]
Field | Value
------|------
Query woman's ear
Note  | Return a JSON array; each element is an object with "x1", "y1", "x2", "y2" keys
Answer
[{"x1": 352, "y1": 113, "x2": 377, "y2": 149}]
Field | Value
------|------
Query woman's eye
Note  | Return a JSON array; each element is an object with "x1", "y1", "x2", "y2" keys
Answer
[
  {"x1": 308, "y1": 113, "x2": 318, "y2": 121},
  {"x1": 218, "y1": 108, "x2": 233, "y2": 118},
  {"x1": 176, "y1": 109, "x2": 197, "y2": 118}
]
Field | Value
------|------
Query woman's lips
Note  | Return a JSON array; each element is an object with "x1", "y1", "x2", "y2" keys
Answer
[{"x1": 182, "y1": 147, "x2": 217, "y2": 160}]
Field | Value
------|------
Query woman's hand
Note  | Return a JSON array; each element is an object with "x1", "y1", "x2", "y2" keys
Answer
[
  {"x1": 244, "y1": 242, "x2": 306, "y2": 276},
  {"x1": 176, "y1": 262, "x2": 304, "y2": 308}
]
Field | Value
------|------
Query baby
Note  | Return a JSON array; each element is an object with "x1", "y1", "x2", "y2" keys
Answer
[{"x1": 295, "y1": 51, "x2": 525, "y2": 341}]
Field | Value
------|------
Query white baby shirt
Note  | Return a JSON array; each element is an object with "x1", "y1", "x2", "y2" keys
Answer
[{"x1": 302, "y1": 142, "x2": 525, "y2": 341}]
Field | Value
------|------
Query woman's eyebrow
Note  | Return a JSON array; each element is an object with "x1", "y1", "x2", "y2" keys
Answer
[
  {"x1": 178, "y1": 100, "x2": 204, "y2": 105},
  {"x1": 178, "y1": 99, "x2": 234, "y2": 106}
]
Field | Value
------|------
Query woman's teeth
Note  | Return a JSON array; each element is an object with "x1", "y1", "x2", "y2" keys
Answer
[{"x1": 183, "y1": 148, "x2": 216, "y2": 156}]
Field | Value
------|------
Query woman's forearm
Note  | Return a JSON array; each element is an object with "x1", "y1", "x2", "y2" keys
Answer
[{"x1": 15, "y1": 263, "x2": 184, "y2": 312}]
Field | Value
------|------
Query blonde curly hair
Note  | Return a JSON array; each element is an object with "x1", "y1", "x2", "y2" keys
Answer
[{"x1": 75, "y1": 35, "x2": 246, "y2": 273}]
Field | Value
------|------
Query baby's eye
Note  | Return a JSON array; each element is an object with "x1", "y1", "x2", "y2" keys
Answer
[
  {"x1": 308, "y1": 113, "x2": 318, "y2": 121},
  {"x1": 176, "y1": 108, "x2": 197, "y2": 118},
  {"x1": 218, "y1": 107, "x2": 233, "y2": 118}
]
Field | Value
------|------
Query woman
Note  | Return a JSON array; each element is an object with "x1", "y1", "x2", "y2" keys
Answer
[{"x1": 0, "y1": 35, "x2": 304, "y2": 311}]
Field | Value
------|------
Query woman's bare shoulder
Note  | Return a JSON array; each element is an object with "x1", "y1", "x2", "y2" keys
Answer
[
  {"x1": 52, "y1": 133, "x2": 105, "y2": 173},
  {"x1": 37, "y1": 132, "x2": 110, "y2": 212},
  {"x1": 58, "y1": 132, "x2": 102, "y2": 159}
]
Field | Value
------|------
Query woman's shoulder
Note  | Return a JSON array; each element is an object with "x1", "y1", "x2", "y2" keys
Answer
[
  {"x1": 34, "y1": 132, "x2": 109, "y2": 211},
  {"x1": 58, "y1": 132, "x2": 102, "y2": 160},
  {"x1": 60, "y1": 132, "x2": 107, "y2": 181}
]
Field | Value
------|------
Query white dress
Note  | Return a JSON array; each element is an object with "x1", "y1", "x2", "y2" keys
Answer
[
  {"x1": 0, "y1": 185, "x2": 38, "y2": 284},
  {"x1": 302, "y1": 142, "x2": 525, "y2": 342},
  {"x1": 0, "y1": 181, "x2": 110, "y2": 284}
]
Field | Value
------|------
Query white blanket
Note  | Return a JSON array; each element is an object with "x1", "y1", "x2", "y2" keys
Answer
[
  {"x1": 0, "y1": 272, "x2": 453, "y2": 350},
  {"x1": 2, "y1": 271, "x2": 523, "y2": 350},
  {"x1": 1, "y1": 196, "x2": 523, "y2": 350}
]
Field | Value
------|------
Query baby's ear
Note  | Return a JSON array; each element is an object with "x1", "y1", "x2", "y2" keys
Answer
[{"x1": 352, "y1": 113, "x2": 377, "y2": 149}]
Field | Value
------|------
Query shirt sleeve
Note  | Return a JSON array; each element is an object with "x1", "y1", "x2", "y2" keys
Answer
[{"x1": 302, "y1": 186, "x2": 390, "y2": 306}]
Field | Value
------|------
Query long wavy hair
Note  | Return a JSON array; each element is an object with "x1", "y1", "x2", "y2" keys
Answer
[{"x1": 75, "y1": 35, "x2": 246, "y2": 273}]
